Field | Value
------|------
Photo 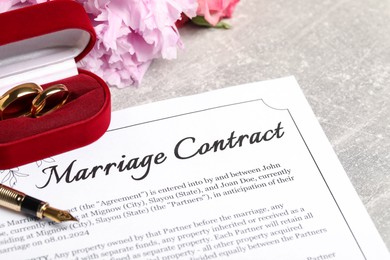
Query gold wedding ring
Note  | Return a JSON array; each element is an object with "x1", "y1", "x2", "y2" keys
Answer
[
  {"x1": 0, "y1": 83, "x2": 69, "y2": 120},
  {"x1": 0, "y1": 83, "x2": 43, "y2": 120},
  {"x1": 31, "y1": 84, "x2": 69, "y2": 118}
]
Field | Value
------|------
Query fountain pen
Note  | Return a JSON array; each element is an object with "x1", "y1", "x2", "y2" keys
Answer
[{"x1": 0, "y1": 184, "x2": 77, "y2": 223}]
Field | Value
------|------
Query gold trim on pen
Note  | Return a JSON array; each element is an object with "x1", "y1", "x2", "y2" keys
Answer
[{"x1": 0, "y1": 184, "x2": 25, "y2": 211}]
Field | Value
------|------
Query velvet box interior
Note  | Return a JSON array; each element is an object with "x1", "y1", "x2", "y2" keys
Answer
[{"x1": 0, "y1": 1, "x2": 111, "y2": 169}]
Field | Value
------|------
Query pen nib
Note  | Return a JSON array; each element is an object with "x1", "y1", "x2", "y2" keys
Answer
[{"x1": 43, "y1": 206, "x2": 78, "y2": 223}]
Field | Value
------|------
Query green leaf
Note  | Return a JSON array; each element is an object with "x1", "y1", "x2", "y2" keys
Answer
[{"x1": 191, "y1": 16, "x2": 231, "y2": 29}]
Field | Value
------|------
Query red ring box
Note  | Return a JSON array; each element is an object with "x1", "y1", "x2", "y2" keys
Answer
[{"x1": 0, "y1": 1, "x2": 111, "y2": 169}]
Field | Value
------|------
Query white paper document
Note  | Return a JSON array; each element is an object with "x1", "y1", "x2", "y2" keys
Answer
[{"x1": 0, "y1": 77, "x2": 388, "y2": 259}]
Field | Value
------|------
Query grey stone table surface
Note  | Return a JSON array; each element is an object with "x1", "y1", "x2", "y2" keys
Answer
[{"x1": 110, "y1": 0, "x2": 390, "y2": 250}]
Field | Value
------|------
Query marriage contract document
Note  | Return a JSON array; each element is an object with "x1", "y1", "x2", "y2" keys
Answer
[{"x1": 0, "y1": 77, "x2": 388, "y2": 259}]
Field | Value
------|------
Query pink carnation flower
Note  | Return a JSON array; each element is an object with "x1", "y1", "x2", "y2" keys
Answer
[
  {"x1": 1, "y1": 0, "x2": 198, "y2": 88},
  {"x1": 0, "y1": 0, "x2": 46, "y2": 13},
  {"x1": 197, "y1": 0, "x2": 240, "y2": 26},
  {"x1": 77, "y1": 0, "x2": 197, "y2": 87}
]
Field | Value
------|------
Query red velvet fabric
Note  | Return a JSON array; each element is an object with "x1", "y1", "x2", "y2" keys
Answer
[{"x1": 0, "y1": 2, "x2": 111, "y2": 169}]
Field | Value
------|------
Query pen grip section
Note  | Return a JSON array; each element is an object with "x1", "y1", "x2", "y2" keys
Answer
[
  {"x1": 21, "y1": 195, "x2": 46, "y2": 218},
  {"x1": 0, "y1": 184, "x2": 25, "y2": 211}
]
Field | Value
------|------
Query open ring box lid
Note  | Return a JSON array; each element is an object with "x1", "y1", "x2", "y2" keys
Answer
[{"x1": 0, "y1": 1, "x2": 111, "y2": 169}]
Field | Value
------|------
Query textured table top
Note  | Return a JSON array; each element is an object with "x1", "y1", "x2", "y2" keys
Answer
[{"x1": 110, "y1": 0, "x2": 390, "y2": 249}]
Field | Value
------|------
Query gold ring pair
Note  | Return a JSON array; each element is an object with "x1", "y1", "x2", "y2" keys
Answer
[{"x1": 0, "y1": 83, "x2": 69, "y2": 120}]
